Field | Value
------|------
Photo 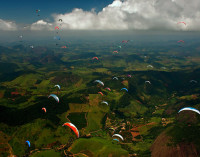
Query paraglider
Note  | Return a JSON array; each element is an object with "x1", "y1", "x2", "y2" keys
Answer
[
  {"x1": 118, "y1": 46, "x2": 122, "y2": 49},
  {"x1": 127, "y1": 74, "x2": 132, "y2": 78},
  {"x1": 121, "y1": 88, "x2": 128, "y2": 92},
  {"x1": 190, "y1": 80, "x2": 198, "y2": 83},
  {"x1": 55, "y1": 26, "x2": 59, "y2": 30},
  {"x1": 54, "y1": 36, "x2": 61, "y2": 40},
  {"x1": 36, "y1": 9, "x2": 40, "y2": 16},
  {"x1": 61, "y1": 46, "x2": 67, "y2": 48},
  {"x1": 48, "y1": 94, "x2": 59, "y2": 103},
  {"x1": 92, "y1": 57, "x2": 99, "y2": 60},
  {"x1": 178, "y1": 107, "x2": 200, "y2": 115},
  {"x1": 177, "y1": 40, "x2": 184, "y2": 43},
  {"x1": 42, "y1": 107, "x2": 46, "y2": 113},
  {"x1": 109, "y1": 127, "x2": 115, "y2": 131},
  {"x1": 59, "y1": 19, "x2": 63, "y2": 22},
  {"x1": 101, "y1": 101, "x2": 109, "y2": 105},
  {"x1": 54, "y1": 84, "x2": 61, "y2": 90},
  {"x1": 62, "y1": 122, "x2": 79, "y2": 138},
  {"x1": 147, "y1": 65, "x2": 153, "y2": 68},
  {"x1": 94, "y1": 80, "x2": 104, "y2": 86},
  {"x1": 161, "y1": 67, "x2": 166, "y2": 69},
  {"x1": 98, "y1": 92, "x2": 104, "y2": 96},
  {"x1": 18, "y1": 35, "x2": 23, "y2": 42},
  {"x1": 177, "y1": 40, "x2": 184, "y2": 47},
  {"x1": 105, "y1": 87, "x2": 111, "y2": 91},
  {"x1": 113, "y1": 77, "x2": 118, "y2": 80},
  {"x1": 113, "y1": 139, "x2": 119, "y2": 142},
  {"x1": 36, "y1": 9, "x2": 40, "y2": 13},
  {"x1": 26, "y1": 140, "x2": 31, "y2": 147},
  {"x1": 30, "y1": 45, "x2": 34, "y2": 49},
  {"x1": 177, "y1": 22, "x2": 186, "y2": 25},
  {"x1": 122, "y1": 40, "x2": 128, "y2": 43},
  {"x1": 145, "y1": 81, "x2": 151, "y2": 84},
  {"x1": 112, "y1": 134, "x2": 124, "y2": 141}
]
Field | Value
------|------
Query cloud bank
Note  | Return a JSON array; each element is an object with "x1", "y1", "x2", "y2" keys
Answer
[
  {"x1": 0, "y1": 19, "x2": 17, "y2": 31},
  {"x1": 30, "y1": 20, "x2": 53, "y2": 31},
  {"x1": 3, "y1": 0, "x2": 200, "y2": 31}
]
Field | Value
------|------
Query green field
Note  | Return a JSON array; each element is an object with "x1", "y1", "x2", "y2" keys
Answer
[{"x1": 0, "y1": 40, "x2": 200, "y2": 156}]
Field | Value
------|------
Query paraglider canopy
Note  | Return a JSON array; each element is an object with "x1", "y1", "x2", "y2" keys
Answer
[
  {"x1": 54, "y1": 36, "x2": 61, "y2": 40},
  {"x1": 121, "y1": 88, "x2": 128, "y2": 92},
  {"x1": 26, "y1": 140, "x2": 31, "y2": 147},
  {"x1": 177, "y1": 40, "x2": 184, "y2": 43},
  {"x1": 62, "y1": 122, "x2": 79, "y2": 138},
  {"x1": 55, "y1": 84, "x2": 61, "y2": 90},
  {"x1": 48, "y1": 94, "x2": 59, "y2": 103},
  {"x1": 147, "y1": 65, "x2": 153, "y2": 68},
  {"x1": 101, "y1": 101, "x2": 109, "y2": 105},
  {"x1": 113, "y1": 77, "x2": 118, "y2": 80},
  {"x1": 177, "y1": 21, "x2": 186, "y2": 25},
  {"x1": 105, "y1": 87, "x2": 111, "y2": 91},
  {"x1": 92, "y1": 57, "x2": 99, "y2": 60},
  {"x1": 113, "y1": 139, "x2": 119, "y2": 142},
  {"x1": 55, "y1": 26, "x2": 59, "y2": 30},
  {"x1": 190, "y1": 80, "x2": 197, "y2": 83},
  {"x1": 178, "y1": 107, "x2": 200, "y2": 115},
  {"x1": 42, "y1": 107, "x2": 46, "y2": 113},
  {"x1": 98, "y1": 92, "x2": 104, "y2": 96},
  {"x1": 94, "y1": 80, "x2": 104, "y2": 86},
  {"x1": 145, "y1": 81, "x2": 151, "y2": 84},
  {"x1": 112, "y1": 134, "x2": 124, "y2": 141}
]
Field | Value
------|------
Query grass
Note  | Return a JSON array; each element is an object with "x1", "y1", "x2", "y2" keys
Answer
[
  {"x1": 30, "y1": 150, "x2": 61, "y2": 157},
  {"x1": 3, "y1": 73, "x2": 42, "y2": 88},
  {"x1": 69, "y1": 137, "x2": 129, "y2": 157},
  {"x1": 85, "y1": 111, "x2": 105, "y2": 132}
]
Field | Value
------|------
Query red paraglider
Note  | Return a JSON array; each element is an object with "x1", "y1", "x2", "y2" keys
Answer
[
  {"x1": 98, "y1": 92, "x2": 104, "y2": 96},
  {"x1": 177, "y1": 40, "x2": 184, "y2": 43},
  {"x1": 177, "y1": 22, "x2": 186, "y2": 25},
  {"x1": 42, "y1": 107, "x2": 46, "y2": 113},
  {"x1": 92, "y1": 57, "x2": 99, "y2": 60},
  {"x1": 105, "y1": 87, "x2": 111, "y2": 91},
  {"x1": 55, "y1": 26, "x2": 59, "y2": 30},
  {"x1": 62, "y1": 122, "x2": 79, "y2": 138},
  {"x1": 122, "y1": 40, "x2": 128, "y2": 43}
]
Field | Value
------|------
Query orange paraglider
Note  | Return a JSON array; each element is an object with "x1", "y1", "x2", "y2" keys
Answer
[
  {"x1": 62, "y1": 122, "x2": 79, "y2": 138},
  {"x1": 98, "y1": 92, "x2": 104, "y2": 96},
  {"x1": 92, "y1": 57, "x2": 99, "y2": 60},
  {"x1": 42, "y1": 107, "x2": 46, "y2": 113}
]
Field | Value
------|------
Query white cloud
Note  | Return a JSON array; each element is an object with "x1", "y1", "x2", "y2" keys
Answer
[
  {"x1": 30, "y1": 20, "x2": 53, "y2": 31},
  {"x1": 0, "y1": 19, "x2": 17, "y2": 31},
  {"x1": 32, "y1": 0, "x2": 200, "y2": 31}
]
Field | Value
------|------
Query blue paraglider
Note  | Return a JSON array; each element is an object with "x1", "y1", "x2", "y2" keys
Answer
[
  {"x1": 121, "y1": 88, "x2": 128, "y2": 92},
  {"x1": 26, "y1": 140, "x2": 31, "y2": 147}
]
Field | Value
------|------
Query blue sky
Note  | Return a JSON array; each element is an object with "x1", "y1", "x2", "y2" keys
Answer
[{"x1": 0, "y1": 0, "x2": 113, "y2": 23}]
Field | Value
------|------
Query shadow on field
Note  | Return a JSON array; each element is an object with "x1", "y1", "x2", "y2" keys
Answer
[{"x1": 0, "y1": 96, "x2": 70, "y2": 126}]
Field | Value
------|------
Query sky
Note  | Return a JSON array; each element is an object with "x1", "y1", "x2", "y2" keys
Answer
[
  {"x1": 0, "y1": 0, "x2": 200, "y2": 31},
  {"x1": 0, "y1": 0, "x2": 113, "y2": 23}
]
